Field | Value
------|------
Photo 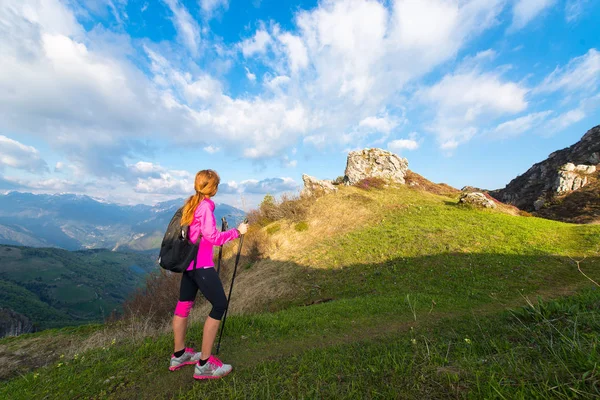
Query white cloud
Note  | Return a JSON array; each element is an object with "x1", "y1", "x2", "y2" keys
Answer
[
  {"x1": 359, "y1": 115, "x2": 399, "y2": 133},
  {"x1": 388, "y1": 139, "x2": 419, "y2": 152},
  {"x1": 493, "y1": 111, "x2": 553, "y2": 138},
  {"x1": 240, "y1": 28, "x2": 272, "y2": 57},
  {"x1": 106, "y1": 0, "x2": 128, "y2": 25},
  {"x1": 217, "y1": 177, "x2": 299, "y2": 195},
  {"x1": 277, "y1": 33, "x2": 309, "y2": 74},
  {"x1": 303, "y1": 135, "x2": 326, "y2": 147},
  {"x1": 565, "y1": 0, "x2": 590, "y2": 23},
  {"x1": 204, "y1": 145, "x2": 220, "y2": 153},
  {"x1": 0, "y1": 136, "x2": 48, "y2": 173},
  {"x1": 134, "y1": 172, "x2": 192, "y2": 194},
  {"x1": 510, "y1": 0, "x2": 555, "y2": 32},
  {"x1": 420, "y1": 70, "x2": 528, "y2": 148},
  {"x1": 544, "y1": 108, "x2": 586, "y2": 133},
  {"x1": 161, "y1": 0, "x2": 201, "y2": 56},
  {"x1": 264, "y1": 75, "x2": 291, "y2": 92},
  {"x1": 200, "y1": 0, "x2": 229, "y2": 18},
  {"x1": 536, "y1": 49, "x2": 600, "y2": 94},
  {"x1": 238, "y1": 177, "x2": 298, "y2": 194},
  {"x1": 245, "y1": 67, "x2": 256, "y2": 81}
]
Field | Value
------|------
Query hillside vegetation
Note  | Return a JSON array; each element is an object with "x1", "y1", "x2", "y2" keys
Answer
[
  {"x1": 0, "y1": 246, "x2": 156, "y2": 333},
  {"x1": 1, "y1": 184, "x2": 599, "y2": 398}
]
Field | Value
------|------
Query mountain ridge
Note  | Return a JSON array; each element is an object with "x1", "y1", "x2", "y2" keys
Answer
[{"x1": 0, "y1": 192, "x2": 245, "y2": 251}]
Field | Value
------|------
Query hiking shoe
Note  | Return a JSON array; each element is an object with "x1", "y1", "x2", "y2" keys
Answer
[
  {"x1": 169, "y1": 348, "x2": 202, "y2": 371},
  {"x1": 193, "y1": 356, "x2": 232, "y2": 380}
]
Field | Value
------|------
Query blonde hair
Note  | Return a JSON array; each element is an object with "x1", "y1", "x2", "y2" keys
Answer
[{"x1": 181, "y1": 170, "x2": 220, "y2": 226}]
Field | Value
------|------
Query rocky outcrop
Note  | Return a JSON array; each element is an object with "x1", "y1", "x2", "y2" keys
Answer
[
  {"x1": 344, "y1": 148, "x2": 409, "y2": 185},
  {"x1": 0, "y1": 308, "x2": 34, "y2": 338},
  {"x1": 301, "y1": 174, "x2": 337, "y2": 197},
  {"x1": 459, "y1": 192, "x2": 497, "y2": 209},
  {"x1": 555, "y1": 163, "x2": 596, "y2": 194},
  {"x1": 490, "y1": 125, "x2": 600, "y2": 211}
]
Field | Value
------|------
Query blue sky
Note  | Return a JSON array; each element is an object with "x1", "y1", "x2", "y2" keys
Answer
[{"x1": 0, "y1": 0, "x2": 599, "y2": 209}]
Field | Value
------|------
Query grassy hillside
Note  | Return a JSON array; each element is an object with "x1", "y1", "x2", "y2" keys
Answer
[
  {"x1": 1, "y1": 185, "x2": 598, "y2": 398},
  {"x1": 0, "y1": 246, "x2": 157, "y2": 331}
]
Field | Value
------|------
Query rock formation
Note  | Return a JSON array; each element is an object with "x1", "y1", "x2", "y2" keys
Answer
[
  {"x1": 344, "y1": 148, "x2": 409, "y2": 185},
  {"x1": 459, "y1": 192, "x2": 497, "y2": 209},
  {"x1": 490, "y1": 125, "x2": 600, "y2": 211},
  {"x1": 301, "y1": 174, "x2": 337, "y2": 197}
]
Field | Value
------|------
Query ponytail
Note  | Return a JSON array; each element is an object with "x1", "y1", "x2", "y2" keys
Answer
[{"x1": 181, "y1": 169, "x2": 220, "y2": 226}]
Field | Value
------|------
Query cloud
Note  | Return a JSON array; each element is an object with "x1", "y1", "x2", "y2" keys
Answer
[
  {"x1": 544, "y1": 108, "x2": 586, "y2": 133},
  {"x1": 204, "y1": 146, "x2": 220, "y2": 154},
  {"x1": 238, "y1": 177, "x2": 299, "y2": 194},
  {"x1": 388, "y1": 139, "x2": 419, "y2": 152},
  {"x1": 245, "y1": 67, "x2": 257, "y2": 81},
  {"x1": 216, "y1": 177, "x2": 299, "y2": 195},
  {"x1": 0, "y1": 175, "x2": 21, "y2": 190},
  {"x1": 161, "y1": 0, "x2": 201, "y2": 56},
  {"x1": 239, "y1": 28, "x2": 272, "y2": 58},
  {"x1": 264, "y1": 75, "x2": 291, "y2": 92},
  {"x1": 536, "y1": 49, "x2": 600, "y2": 94},
  {"x1": 358, "y1": 115, "x2": 399, "y2": 134},
  {"x1": 0, "y1": 136, "x2": 49, "y2": 173},
  {"x1": 565, "y1": 0, "x2": 590, "y2": 22},
  {"x1": 277, "y1": 33, "x2": 309, "y2": 74},
  {"x1": 510, "y1": 0, "x2": 555, "y2": 32},
  {"x1": 419, "y1": 70, "x2": 528, "y2": 148},
  {"x1": 493, "y1": 111, "x2": 554, "y2": 138},
  {"x1": 200, "y1": 0, "x2": 229, "y2": 18},
  {"x1": 134, "y1": 173, "x2": 192, "y2": 194}
]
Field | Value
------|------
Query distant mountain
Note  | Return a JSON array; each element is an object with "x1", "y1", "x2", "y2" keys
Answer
[
  {"x1": 0, "y1": 193, "x2": 246, "y2": 251},
  {"x1": 0, "y1": 245, "x2": 157, "y2": 336},
  {"x1": 490, "y1": 125, "x2": 600, "y2": 223}
]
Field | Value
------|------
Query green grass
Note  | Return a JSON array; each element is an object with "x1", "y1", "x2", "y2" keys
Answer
[{"x1": 1, "y1": 187, "x2": 599, "y2": 398}]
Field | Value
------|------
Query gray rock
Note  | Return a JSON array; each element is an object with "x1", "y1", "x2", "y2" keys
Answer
[
  {"x1": 459, "y1": 192, "x2": 497, "y2": 209},
  {"x1": 554, "y1": 163, "x2": 595, "y2": 194},
  {"x1": 344, "y1": 148, "x2": 408, "y2": 185},
  {"x1": 301, "y1": 174, "x2": 337, "y2": 197},
  {"x1": 489, "y1": 125, "x2": 600, "y2": 211},
  {"x1": 533, "y1": 198, "x2": 546, "y2": 211}
]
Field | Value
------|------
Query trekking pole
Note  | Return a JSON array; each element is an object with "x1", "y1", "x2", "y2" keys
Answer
[
  {"x1": 216, "y1": 218, "x2": 247, "y2": 355},
  {"x1": 216, "y1": 217, "x2": 228, "y2": 276}
]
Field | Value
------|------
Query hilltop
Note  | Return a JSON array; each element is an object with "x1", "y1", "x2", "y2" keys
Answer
[{"x1": 1, "y1": 178, "x2": 598, "y2": 398}]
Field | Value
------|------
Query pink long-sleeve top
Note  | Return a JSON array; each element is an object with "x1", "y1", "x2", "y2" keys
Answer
[{"x1": 187, "y1": 198, "x2": 239, "y2": 270}]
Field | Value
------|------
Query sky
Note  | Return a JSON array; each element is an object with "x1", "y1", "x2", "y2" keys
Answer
[{"x1": 0, "y1": 0, "x2": 599, "y2": 210}]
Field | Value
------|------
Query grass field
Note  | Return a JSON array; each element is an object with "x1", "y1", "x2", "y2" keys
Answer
[{"x1": 1, "y1": 185, "x2": 598, "y2": 399}]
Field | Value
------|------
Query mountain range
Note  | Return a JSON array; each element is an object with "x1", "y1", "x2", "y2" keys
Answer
[{"x1": 0, "y1": 193, "x2": 245, "y2": 251}]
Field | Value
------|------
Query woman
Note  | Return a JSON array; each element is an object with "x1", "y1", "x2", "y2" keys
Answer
[{"x1": 169, "y1": 169, "x2": 248, "y2": 380}]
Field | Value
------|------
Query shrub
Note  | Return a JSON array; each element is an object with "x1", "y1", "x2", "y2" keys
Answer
[
  {"x1": 332, "y1": 176, "x2": 346, "y2": 185},
  {"x1": 354, "y1": 177, "x2": 387, "y2": 190},
  {"x1": 267, "y1": 224, "x2": 281, "y2": 235},
  {"x1": 251, "y1": 193, "x2": 310, "y2": 225},
  {"x1": 295, "y1": 221, "x2": 309, "y2": 232},
  {"x1": 119, "y1": 269, "x2": 180, "y2": 327},
  {"x1": 244, "y1": 228, "x2": 268, "y2": 263}
]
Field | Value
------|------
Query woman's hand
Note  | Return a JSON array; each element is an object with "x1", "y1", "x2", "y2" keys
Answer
[{"x1": 237, "y1": 222, "x2": 248, "y2": 235}]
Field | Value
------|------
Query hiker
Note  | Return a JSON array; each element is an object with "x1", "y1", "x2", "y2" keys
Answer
[{"x1": 169, "y1": 169, "x2": 248, "y2": 380}]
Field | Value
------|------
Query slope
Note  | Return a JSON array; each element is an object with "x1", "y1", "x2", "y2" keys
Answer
[{"x1": 1, "y1": 185, "x2": 599, "y2": 398}]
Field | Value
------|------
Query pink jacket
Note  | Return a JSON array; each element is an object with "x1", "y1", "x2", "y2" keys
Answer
[{"x1": 187, "y1": 198, "x2": 240, "y2": 270}]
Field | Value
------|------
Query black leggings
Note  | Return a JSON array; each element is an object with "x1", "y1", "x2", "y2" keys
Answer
[{"x1": 179, "y1": 268, "x2": 228, "y2": 320}]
